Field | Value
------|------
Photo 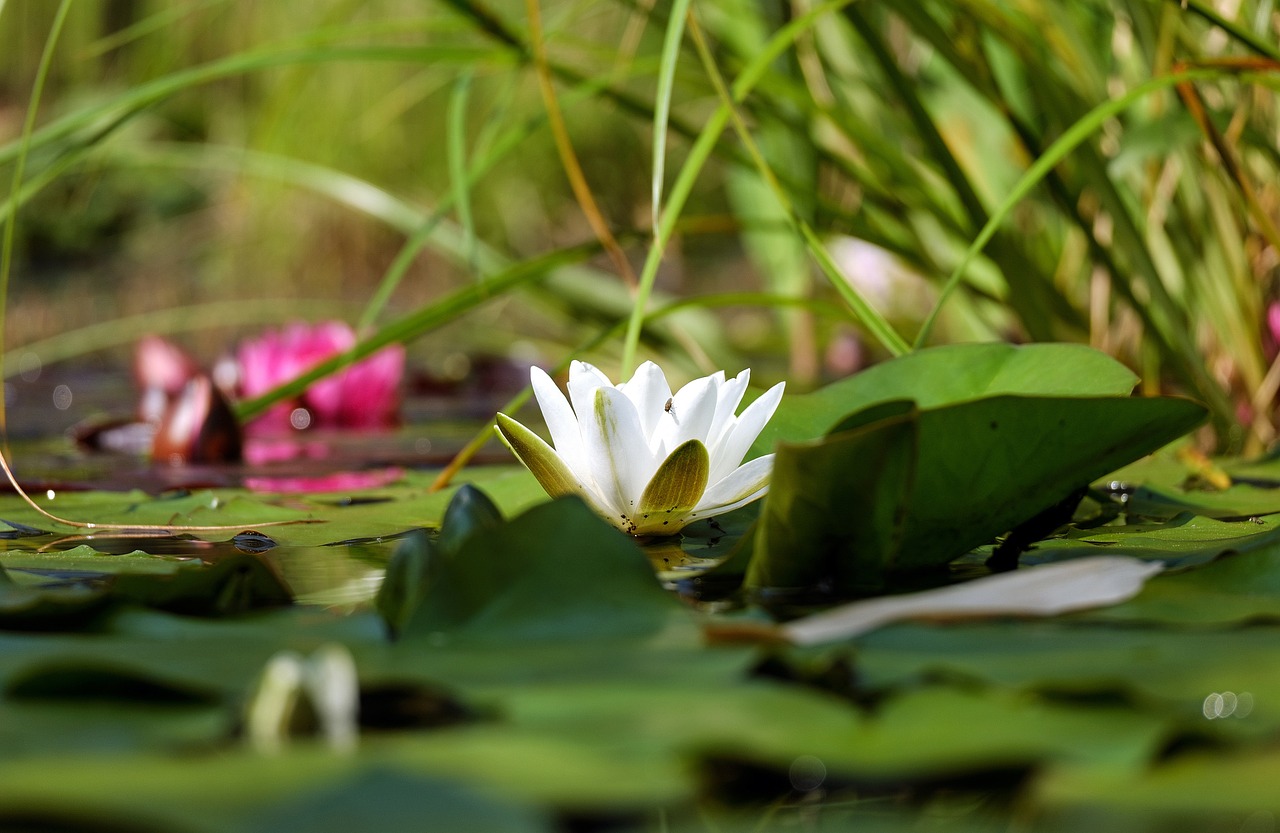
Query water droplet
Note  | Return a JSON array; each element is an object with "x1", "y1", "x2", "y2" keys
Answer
[
  {"x1": 52, "y1": 385, "x2": 72, "y2": 411},
  {"x1": 788, "y1": 755, "x2": 826, "y2": 792},
  {"x1": 289, "y1": 408, "x2": 312, "y2": 430},
  {"x1": 45, "y1": 489, "x2": 55, "y2": 501}
]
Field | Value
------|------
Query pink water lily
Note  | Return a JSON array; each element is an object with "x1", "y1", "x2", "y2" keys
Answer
[
  {"x1": 496, "y1": 361, "x2": 784, "y2": 536},
  {"x1": 237, "y1": 321, "x2": 404, "y2": 433}
]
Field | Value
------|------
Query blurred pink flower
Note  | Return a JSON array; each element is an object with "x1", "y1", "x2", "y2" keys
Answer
[
  {"x1": 237, "y1": 321, "x2": 404, "y2": 434},
  {"x1": 1267, "y1": 303, "x2": 1280, "y2": 360},
  {"x1": 135, "y1": 334, "x2": 201, "y2": 424}
]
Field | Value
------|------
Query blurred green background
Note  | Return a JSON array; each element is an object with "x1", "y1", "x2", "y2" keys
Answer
[{"x1": 2, "y1": 0, "x2": 1278, "y2": 449}]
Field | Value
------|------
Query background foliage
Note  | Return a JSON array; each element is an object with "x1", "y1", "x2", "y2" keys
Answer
[{"x1": 3, "y1": 0, "x2": 1279, "y2": 448}]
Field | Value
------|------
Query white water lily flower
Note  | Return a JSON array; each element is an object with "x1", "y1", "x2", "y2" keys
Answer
[{"x1": 495, "y1": 361, "x2": 784, "y2": 536}]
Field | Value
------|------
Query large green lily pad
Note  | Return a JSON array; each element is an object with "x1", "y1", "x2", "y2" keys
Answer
[{"x1": 748, "y1": 394, "x2": 1205, "y2": 590}]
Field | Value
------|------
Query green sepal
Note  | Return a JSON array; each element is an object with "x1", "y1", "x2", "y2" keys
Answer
[{"x1": 494, "y1": 414, "x2": 579, "y2": 499}]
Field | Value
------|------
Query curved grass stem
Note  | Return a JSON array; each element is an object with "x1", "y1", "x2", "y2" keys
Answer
[
  {"x1": 525, "y1": 0, "x2": 637, "y2": 290},
  {"x1": 619, "y1": 0, "x2": 859, "y2": 375}
]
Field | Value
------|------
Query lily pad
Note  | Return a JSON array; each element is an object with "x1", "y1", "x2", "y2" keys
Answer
[
  {"x1": 752, "y1": 343, "x2": 1141, "y2": 455},
  {"x1": 403, "y1": 497, "x2": 688, "y2": 643},
  {"x1": 749, "y1": 394, "x2": 1206, "y2": 590},
  {"x1": 854, "y1": 620, "x2": 1280, "y2": 737},
  {"x1": 1026, "y1": 514, "x2": 1280, "y2": 568},
  {"x1": 1036, "y1": 746, "x2": 1280, "y2": 824},
  {"x1": 1083, "y1": 544, "x2": 1280, "y2": 626},
  {"x1": 748, "y1": 402, "x2": 918, "y2": 591}
]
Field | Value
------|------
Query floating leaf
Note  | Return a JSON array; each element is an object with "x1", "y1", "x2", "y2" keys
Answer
[
  {"x1": 375, "y1": 530, "x2": 437, "y2": 640},
  {"x1": 0, "y1": 519, "x2": 48, "y2": 540},
  {"x1": 747, "y1": 402, "x2": 917, "y2": 591},
  {"x1": 749, "y1": 394, "x2": 1205, "y2": 590},
  {"x1": 0, "y1": 546, "x2": 194, "y2": 577},
  {"x1": 855, "y1": 621, "x2": 1280, "y2": 737},
  {"x1": 437, "y1": 484, "x2": 505, "y2": 555},
  {"x1": 403, "y1": 497, "x2": 687, "y2": 643},
  {"x1": 239, "y1": 769, "x2": 555, "y2": 833},
  {"x1": 751, "y1": 343, "x2": 1141, "y2": 455},
  {"x1": 1026, "y1": 514, "x2": 1280, "y2": 569},
  {"x1": 7, "y1": 662, "x2": 218, "y2": 704},
  {"x1": 1084, "y1": 545, "x2": 1280, "y2": 626},
  {"x1": 0, "y1": 581, "x2": 109, "y2": 632},
  {"x1": 1037, "y1": 746, "x2": 1280, "y2": 823}
]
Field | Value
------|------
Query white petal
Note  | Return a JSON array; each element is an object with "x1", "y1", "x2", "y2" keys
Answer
[
  {"x1": 579, "y1": 386, "x2": 655, "y2": 522},
  {"x1": 530, "y1": 366, "x2": 586, "y2": 476},
  {"x1": 708, "y1": 381, "x2": 785, "y2": 484},
  {"x1": 690, "y1": 453, "x2": 774, "y2": 519},
  {"x1": 654, "y1": 375, "x2": 718, "y2": 456},
  {"x1": 618, "y1": 361, "x2": 672, "y2": 442},
  {"x1": 707, "y1": 369, "x2": 750, "y2": 450},
  {"x1": 567, "y1": 360, "x2": 614, "y2": 419},
  {"x1": 783, "y1": 557, "x2": 1163, "y2": 645}
]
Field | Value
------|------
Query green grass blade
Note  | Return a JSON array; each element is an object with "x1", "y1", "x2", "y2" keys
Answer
[
  {"x1": 620, "y1": 0, "x2": 857, "y2": 374},
  {"x1": 0, "y1": 0, "x2": 74, "y2": 437},
  {"x1": 447, "y1": 70, "x2": 479, "y2": 280},
  {"x1": 914, "y1": 66, "x2": 1226, "y2": 350},
  {"x1": 651, "y1": 0, "x2": 692, "y2": 234},
  {"x1": 685, "y1": 10, "x2": 908, "y2": 357}
]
